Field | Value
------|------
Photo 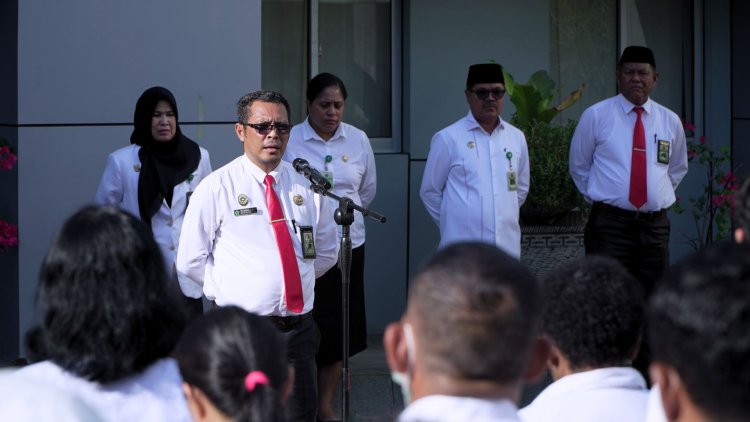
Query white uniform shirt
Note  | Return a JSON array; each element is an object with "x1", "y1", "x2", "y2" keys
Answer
[
  {"x1": 175, "y1": 156, "x2": 338, "y2": 314},
  {"x1": 13, "y1": 359, "x2": 190, "y2": 422},
  {"x1": 420, "y1": 111, "x2": 530, "y2": 258},
  {"x1": 644, "y1": 385, "x2": 668, "y2": 422},
  {"x1": 569, "y1": 94, "x2": 688, "y2": 211},
  {"x1": 283, "y1": 118, "x2": 377, "y2": 248},
  {"x1": 94, "y1": 144, "x2": 212, "y2": 279},
  {"x1": 399, "y1": 395, "x2": 521, "y2": 422},
  {"x1": 519, "y1": 367, "x2": 649, "y2": 422}
]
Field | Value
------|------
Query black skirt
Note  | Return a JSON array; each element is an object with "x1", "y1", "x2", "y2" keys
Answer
[{"x1": 313, "y1": 244, "x2": 367, "y2": 366}]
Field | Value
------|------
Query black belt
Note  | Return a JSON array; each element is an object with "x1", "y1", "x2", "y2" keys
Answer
[
  {"x1": 266, "y1": 311, "x2": 312, "y2": 332},
  {"x1": 592, "y1": 202, "x2": 666, "y2": 221}
]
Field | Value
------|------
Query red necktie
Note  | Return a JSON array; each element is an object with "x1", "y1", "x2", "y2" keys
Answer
[
  {"x1": 264, "y1": 175, "x2": 304, "y2": 313},
  {"x1": 629, "y1": 107, "x2": 647, "y2": 208}
]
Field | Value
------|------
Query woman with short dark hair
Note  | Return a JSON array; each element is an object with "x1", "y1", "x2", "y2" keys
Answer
[{"x1": 16, "y1": 205, "x2": 190, "y2": 421}]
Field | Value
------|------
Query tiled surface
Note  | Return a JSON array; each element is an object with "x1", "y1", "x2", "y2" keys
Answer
[{"x1": 332, "y1": 334, "x2": 404, "y2": 421}]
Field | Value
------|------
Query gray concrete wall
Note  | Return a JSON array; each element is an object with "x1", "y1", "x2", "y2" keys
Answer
[
  {"x1": 732, "y1": 0, "x2": 750, "y2": 181},
  {"x1": 15, "y1": 0, "x2": 262, "y2": 357}
]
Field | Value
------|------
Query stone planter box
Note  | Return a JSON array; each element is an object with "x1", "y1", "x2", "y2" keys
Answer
[{"x1": 521, "y1": 224, "x2": 585, "y2": 278}]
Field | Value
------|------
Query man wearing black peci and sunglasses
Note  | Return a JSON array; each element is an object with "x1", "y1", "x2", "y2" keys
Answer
[
  {"x1": 176, "y1": 90, "x2": 339, "y2": 422},
  {"x1": 420, "y1": 63, "x2": 530, "y2": 259}
]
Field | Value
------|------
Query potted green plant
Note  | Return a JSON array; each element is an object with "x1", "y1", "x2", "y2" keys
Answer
[{"x1": 502, "y1": 69, "x2": 587, "y2": 224}]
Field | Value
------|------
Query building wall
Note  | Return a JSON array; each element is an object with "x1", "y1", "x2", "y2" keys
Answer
[{"x1": 13, "y1": 0, "x2": 262, "y2": 359}]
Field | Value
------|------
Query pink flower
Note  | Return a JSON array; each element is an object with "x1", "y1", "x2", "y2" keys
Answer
[
  {"x1": 684, "y1": 122, "x2": 696, "y2": 132},
  {"x1": 0, "y1": 146, "x2": 17, "y2": 170},
  {"x1": 688, "y1": 150, "x2": 698, "y2": 159},
  {"x1": 0, "y1": 220, "x2": 19, "y2": 249},
  {"x1": 700, "y1": 135, "x2": 707, "y2": 144}
]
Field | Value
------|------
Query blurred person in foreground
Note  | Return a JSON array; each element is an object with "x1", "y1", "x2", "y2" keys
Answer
[
  {"x1": 520, "y1": 255, "x2": 648, "y2": 421},
  {"x1": 384, "y1": 242, "x2": 548, "y2": 421},
  {"x1": 645, "y1": 241, "x2": 750, "y2": 422},
  {"x1": 175, "y1": 306, "x2": 292, "y2": 422},
  {"x1": 15, "y1": 205, "x2": 190, "y2": 421}
]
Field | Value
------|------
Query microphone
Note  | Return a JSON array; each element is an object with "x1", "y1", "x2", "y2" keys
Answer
[{"x1": 292, "y1": 158, "x2": 332, "y2": 190}]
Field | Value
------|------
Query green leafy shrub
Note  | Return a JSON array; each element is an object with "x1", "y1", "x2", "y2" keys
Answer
[{"x1": 501, "y1": 69, "x2": 587, "y2": 224}]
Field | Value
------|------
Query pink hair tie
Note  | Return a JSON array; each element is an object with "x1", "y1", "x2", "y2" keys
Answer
[{"x1": 244, "y1": 371, "x2": 270, "y2": 392}]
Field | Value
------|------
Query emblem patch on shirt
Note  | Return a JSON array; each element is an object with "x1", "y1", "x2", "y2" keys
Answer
[
  {"x1": 238, "y1": 194, "x2": 249, "y2": 206},
  {"x1": 467, "y1": 141, "x2": 475, "y2": 149},
  {"x1": 293, "y1": 194, "x2": 304, "y2": 205},
  {"x1": 133, "y1": 164, "x2": 141, "y2": 173}
]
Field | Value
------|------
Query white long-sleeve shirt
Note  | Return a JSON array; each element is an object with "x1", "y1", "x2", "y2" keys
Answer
[
  {"x1": 94, "y1": 144, "x2": 212, "y2": 279},
  {"x1": 175, "y1": 156, "x2": 338, "y2": 315},
  {"x1": 284, "y1": 118, "x2": 377, "y2": 248},
  {"x1": 569, "y1": 94, "x2": 688, "y2": 211},
  {"x1": 420, "y1": 111, "x2": 529, "y2": 258},
  {"x1": 519, "y1": 367, "x2": 649, "y2": 422}
]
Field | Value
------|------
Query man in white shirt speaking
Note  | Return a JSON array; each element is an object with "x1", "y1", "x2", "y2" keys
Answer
[{"x1": 176, "y1": 90, "x2": 339, "y2": 422}]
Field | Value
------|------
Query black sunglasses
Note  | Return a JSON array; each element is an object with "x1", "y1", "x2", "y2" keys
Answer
[
  {"x1": 470, "y1": 88, "x2": 506, "y2": 100},
  {"x1": 242, "y1": 122, "x2": 292, "y2": 135}
]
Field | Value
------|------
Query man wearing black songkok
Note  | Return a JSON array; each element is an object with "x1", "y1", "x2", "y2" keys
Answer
[{"x1": 420, "y1": 63, "x2": 530, "y2": 259}]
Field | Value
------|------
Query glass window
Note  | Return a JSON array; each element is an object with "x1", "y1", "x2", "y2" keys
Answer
[{"x1": 262, "y1": 0, "x2": 397, "y2": 149}]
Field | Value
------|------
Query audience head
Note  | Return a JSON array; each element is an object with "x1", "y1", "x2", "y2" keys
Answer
[
  {"x1": 385, "y1": 241, "x2": 546, "y2": 402},
  {"x1": 26, "y1": 205, "x2": 186, "y2": 383},
  {"x1": 734, "y1": 176, "x2": 750, "y2": 243},
  {"x1": 541, "y1": 255, "x2": 644, "y2": 379},
  {"x1": 648, "y1": 241, "x2": 750, "y2": 422},
  {"x1": 175, "y1": 306, "x2": 291, "y2": 422}
]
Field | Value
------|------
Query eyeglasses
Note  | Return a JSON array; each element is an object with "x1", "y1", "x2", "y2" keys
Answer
[
  {"x1": 242, "y1": 122, "x2": 292, "y2": 135},
  {"x1": 470, "y1": 88, "x2": 506, "y2": 100}
]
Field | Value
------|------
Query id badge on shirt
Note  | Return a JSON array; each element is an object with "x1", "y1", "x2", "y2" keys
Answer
[
  {"x1": 299, "y1": 226, "x2": 316, "y2": 259},
  {"x1": 507, "y1": 171, "x2": 518, "y2": 192},
  {"x1": 322, "y1": 171, "x2": 335, "y2": 189},
  {"x1": 657, "y1": 140, "x2": 670, "y2": 164}
]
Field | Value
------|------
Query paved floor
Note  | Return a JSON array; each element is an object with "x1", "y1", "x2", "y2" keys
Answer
[{"x1": 331, "y1": 334, "x2": 404, "y2": 421}]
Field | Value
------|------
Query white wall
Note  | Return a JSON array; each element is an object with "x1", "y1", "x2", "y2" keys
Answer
[{"x1": 17, "y1": 0, "x2": 262, "y2": 352}]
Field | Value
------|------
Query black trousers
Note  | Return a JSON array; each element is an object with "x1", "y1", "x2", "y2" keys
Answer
[
  {"x1": 584, "y1": 202, "x2": 670, "y2": 385},
  {"x1": 584, "y1": 202, "x2": 670, "y2": 295}
]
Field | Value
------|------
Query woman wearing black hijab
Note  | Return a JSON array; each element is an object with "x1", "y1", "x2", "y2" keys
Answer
[{"x1": 96, "y1": 86, "x2": 212, "y2": 318}]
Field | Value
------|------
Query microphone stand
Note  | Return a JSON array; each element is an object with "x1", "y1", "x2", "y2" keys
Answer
[{"x1": 309, "y1": 182, "x2": 386, "y2": 422}]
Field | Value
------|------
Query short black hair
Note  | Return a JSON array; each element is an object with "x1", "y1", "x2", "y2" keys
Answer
[
  {"x1": 541, "y1": 255, "x2": 644, "y2": 369},
  {"x1": 649, "y1": 241, "x2": 750, "y2": 420},
  {"x1": 27, "y1": 205, "x2": 186, "y2": 383},
  {"x1": 409, "y1": 242, "x2": 542, "y2": 383},
  {"x1": 306, "y1": 72, "x2": 348, "y2": 103},
  {"x1": 175, "y1": 306, "x2": 288, "y2": 422},
  {"x1": 236, "y1": 90, "x2": 291, "y2": 124}
]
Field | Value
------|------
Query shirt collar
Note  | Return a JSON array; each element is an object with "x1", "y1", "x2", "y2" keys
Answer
[
  {"x1": 617, "y1": 93, "x2": 653, "y2": 115},
  {"x1": 241, "y1": 155, "x2": 285, "y2": 185},
  {"x1": 464, "y1": 110, "x2": 504, "y2": 133},
  {"x1": 301, "y1": 117, "x2": 346, "y2": 143}
]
